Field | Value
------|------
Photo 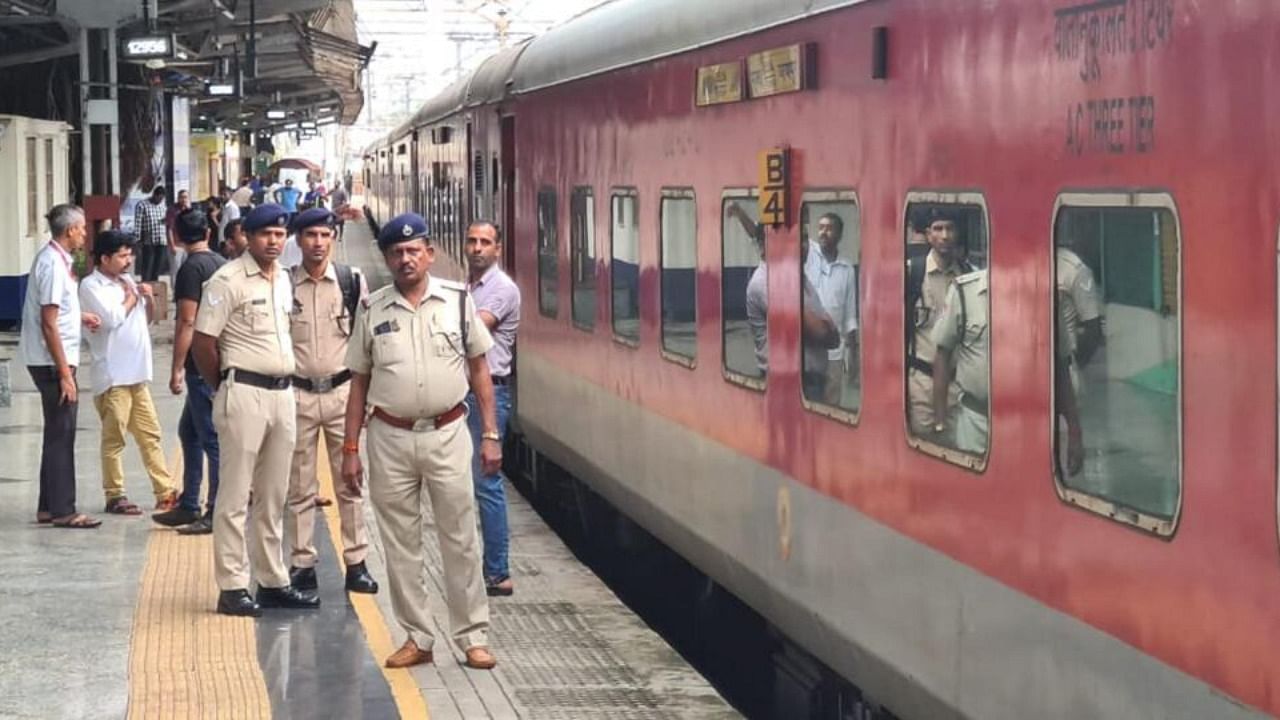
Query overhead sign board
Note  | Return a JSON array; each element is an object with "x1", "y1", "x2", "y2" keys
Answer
[
  {"x1": 758, "y1": 147, "x2": 791, "y2": 227},
  {"x1": 695, "y1": 61, "x2": 743, "y2": 107},
  {"x1": 747, "y1": 44, "x2": 808, "y2": 99}
]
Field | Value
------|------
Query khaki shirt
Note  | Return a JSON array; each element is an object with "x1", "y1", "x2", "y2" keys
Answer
[
  {"x1": 913, "y1": 250, "x2": 968, "y2": 365},
  {"x1": 346, "y1": 276, "x2": 493, "y2": 419},
  {"x1": 931, "y1": 270, "x2": 989, "y2": 403},
  {"x1": 290, "y1": 263, "x2": 367, "y2": 378},
  {"x1": 1056, "y1": 247, "x2": 1102, "y2": 358},
  {"x1": 194, "y1": 254, "x2": 296, "y2": 377}
]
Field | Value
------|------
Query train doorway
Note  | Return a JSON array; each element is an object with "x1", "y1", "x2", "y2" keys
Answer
[{"x1": 501, "y1": 114, "x2": 516, "y2": 276}]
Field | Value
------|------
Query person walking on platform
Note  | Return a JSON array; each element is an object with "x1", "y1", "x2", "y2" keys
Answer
[
  {"x1": 19, "y1": 203, "x2": 102, "y2": 528},
  {"x1": 193, "y1": 203, "x2": 319, "y2": 617},
  {"x1": 78, "y1": 230, "x2": 178, "y2": 515},
  {"x1": 341, "y1": 213, "x2": 501, "y2": 670},
  {"x1": 134, "y1": 186, "x2": 167, "y2": 283},
  {"x1": 285, "y1": 207, "x2": 379, "y2": 595},
  {"x1": 463, "y1": 221, "x2": 520, "y2": 597},
  {"x1": 154, "y1": 209, "x2": 225, "y2": 533}
]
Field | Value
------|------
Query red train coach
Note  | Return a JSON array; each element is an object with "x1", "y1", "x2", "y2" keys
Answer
[{"x1": 365, "y1": 0, "x2": 1280, "y2": 716}]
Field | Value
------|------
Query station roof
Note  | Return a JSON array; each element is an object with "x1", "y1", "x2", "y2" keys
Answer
[{"x1": 0, "y1": 0, "x2": 374, "y2": 132}]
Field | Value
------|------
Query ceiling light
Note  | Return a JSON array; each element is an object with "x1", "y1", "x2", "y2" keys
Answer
[
  {"x1": 266, "y1": 109, "x2": 287, "y2": 120},
  {"x1": 207, "y1": 82, "x2": 236, "y2": 96},
  {"x1": 299, "y1": 120, "x2": 316, "y2": 129}
]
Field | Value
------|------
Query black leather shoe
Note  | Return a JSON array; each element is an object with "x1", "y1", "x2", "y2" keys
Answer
[
  {"x1": 345, "y1": 562, "x2": 379, "y2": 594},
  {"x1": 152, "y1": 506, "x2": 201, "y2": 527},
  {"x1": 257, "y1": 585, "x2": 320, "y2": 609},
  {"x1": 176, "y1": 514, "x2": 213, "y2": 536},
  {"x1": 290, "y1": 566, "x2": 318, "y2": 591},
  {"x1": 217, "y1": 589, "x2": 262, "y2": 617}
]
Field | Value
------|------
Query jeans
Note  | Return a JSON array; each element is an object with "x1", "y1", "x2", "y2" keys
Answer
[
  {"x1": 465, "y1": 384, "x2": 511, "y2": 583},
  {"x1": 28, "y1": 366, "x2": 78, "y2": 517},
  {"x1": 178, "y1": 372, "x2": 220, "y2": 513}
]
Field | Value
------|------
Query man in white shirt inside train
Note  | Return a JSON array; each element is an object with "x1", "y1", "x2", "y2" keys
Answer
[
  {"x1": 804, "y1": 211, "x2": 858, "y2": 406},
  {"x1": 79, "y1": 230, "x2": 179, "y2": 515}
]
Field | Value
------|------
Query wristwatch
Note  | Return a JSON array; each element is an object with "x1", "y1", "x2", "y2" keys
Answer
[{"x1": 481, "y1": 431, "x2": 501, "y2": 442}]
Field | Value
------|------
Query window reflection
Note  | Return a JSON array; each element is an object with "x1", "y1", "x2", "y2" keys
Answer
[
  {"x1": 571, "y1": 187, "x2": 595, "y2": 330},
  {"x1": 1054, "y1": 203, "x2": 1180, "y2": 522},
  {"x1": 537, "y1": 189, "x2": 558, "y2": 317},
  {"x1": 661, "y1": 193, "x2": 697, "y2": 361},
  {"x1": 904, "y1": 201, "x2": 989, "y2": 459},
  {"x1": 611, "y1": 191, "x2": 640, "y2": 342},
  {"x1": 722, "y1": 195, "x2": 764, "y2": 384},
  {"x1": 800, "y1": 199, "x2": 861, "y2": 414}
]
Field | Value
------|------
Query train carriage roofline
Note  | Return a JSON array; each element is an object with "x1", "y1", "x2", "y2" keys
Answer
[{"x1": 511, "y1": 0, "x2": 870, "y2": 94}]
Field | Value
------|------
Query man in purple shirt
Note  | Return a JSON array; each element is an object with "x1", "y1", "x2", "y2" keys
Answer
[{"x1": 463, "y1": 221, "x2": 520, "y2": 596}]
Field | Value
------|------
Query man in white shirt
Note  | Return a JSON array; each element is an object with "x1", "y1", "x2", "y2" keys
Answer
[
  {"x1": 803, "y1": 212, "x2": 859, "y2": 406},
  {"x1": 79, "y1": 230, "x2": 178, "y2": 515},
  {"x1": 17, "y1": 204, "x2": 102, "y2": 528},
  {"x1": 219, "y1": 186, "x2": 242, "y2": 243}
]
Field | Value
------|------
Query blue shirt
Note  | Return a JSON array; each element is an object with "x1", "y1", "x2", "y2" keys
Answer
[{"x1": 276, "y1": 187, "x2": 302, "y2": 212}]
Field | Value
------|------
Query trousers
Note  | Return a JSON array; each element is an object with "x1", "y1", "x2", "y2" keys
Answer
[
  {"x1": 93, "y1": 383, "x2": 174, "y2": 501},
  {"x1": 286, "y1": 385, "x2": 369, "y2": 568},
  {"x1": 466, "y1": 386, "x2": 512, "y2": 583},
  {"x1": 211, "y1": 379, "x2": 296, "y2": 591},
  {"x1": 29, "y1": 365, "x2": 78, "y2": 518},
  {"x1": 178, "y1": 373, "x2": 220, "y2": 513},
  {"x1": 367, "y1": 415, "x2": 489, "y2": 653}
]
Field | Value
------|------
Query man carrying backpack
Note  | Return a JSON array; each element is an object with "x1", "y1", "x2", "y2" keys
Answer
[{"x1": 284, "y1": 208, "x2": 379, "y2": 595}]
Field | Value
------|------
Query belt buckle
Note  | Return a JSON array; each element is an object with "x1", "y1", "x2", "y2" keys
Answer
[
  {"x1": 411, "y1": 418, "x2": 433, "y2": 432},
  {"x1": 313, "y1": 376, "x2": 332, "y2": 393}
]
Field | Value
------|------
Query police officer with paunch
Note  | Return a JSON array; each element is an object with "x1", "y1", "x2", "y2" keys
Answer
[
  {"x1": 341, "y1": 212, "x2": 501, "y2": 671},
  {"x1": 285, "y1": 207, "x2": 378, "y2": 595},
  {"x1": 192, "y1": 203, "x2": 320, "y2": 617}
]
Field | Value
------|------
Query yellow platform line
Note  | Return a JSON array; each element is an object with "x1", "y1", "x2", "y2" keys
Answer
[
  {"x1": 127, "y1": 451, "x2": 272, "y2": 720},
  {"x1": 317, "y1": 437, "x2": 431, "y2": 720}
]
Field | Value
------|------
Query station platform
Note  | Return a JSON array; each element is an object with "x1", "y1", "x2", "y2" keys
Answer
[{"x1": 0, "y1": 221, "x2": 736, "y2": 719}]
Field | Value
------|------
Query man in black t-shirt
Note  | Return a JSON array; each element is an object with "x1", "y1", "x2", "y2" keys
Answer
[{"x1": 153, "y1": 209, "x2": 227, "y2": 533}]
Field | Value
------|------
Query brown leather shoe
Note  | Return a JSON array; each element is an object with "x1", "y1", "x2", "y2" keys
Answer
[
  {"x1": 385, "y1": 640, "x2": 433, "y2": 669},
  {"x1": 464, "y1": 646, "x2": 497, "y2": 670}
]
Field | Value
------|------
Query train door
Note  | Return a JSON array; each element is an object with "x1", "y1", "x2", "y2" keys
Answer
[{"x1": 501, "y1": 114, "x2": 516, "y2": 275}]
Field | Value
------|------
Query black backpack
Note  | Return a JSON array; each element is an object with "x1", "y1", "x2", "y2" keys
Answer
[
  {"x1": 905, "y1": 247, "x2": 971, "y2": 360},
  {"x1": 335, "y1": 263, "x2": 362, "y2": 331}
]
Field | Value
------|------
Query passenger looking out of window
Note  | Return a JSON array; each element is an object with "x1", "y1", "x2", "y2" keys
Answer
[
  {"x1": 1054, "y1": 239, "x2": 1103, "y2": 477},
  {"x1": 803, "y1": 209, "x2": 859, "y2": 409},
  {"x1": 906, "y1": 208, "x2": 973, "y2": 444},
  {"x1": 931, "y1": 269, "x2": 989, "y2": 455}
]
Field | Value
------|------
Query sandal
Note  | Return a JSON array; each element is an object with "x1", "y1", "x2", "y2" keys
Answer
[
  {"x1": 105, "y1": 497, "x2": 143, "y2": 515},
  {"x1": 51, "y1": 513, "x2": 102, "y2": 529},
  {"x1": 36, "y1": 512, "x2": 53, "y2": 524},
  {"x1": 154, "y1": 491, "x2": 180, "y2": 512}
]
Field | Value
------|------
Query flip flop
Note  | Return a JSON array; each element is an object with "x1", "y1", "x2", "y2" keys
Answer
[
  {"x1": 51, "y1": 513, "x2": 102, "y2": 529},
  {"x1": 105, "y1": 497, "x2": 143, "y2": 515}
]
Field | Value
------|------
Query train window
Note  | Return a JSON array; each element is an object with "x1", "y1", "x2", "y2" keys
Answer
[
  {"x1": 903, "y1": 192, "x2": 990, "y2": 470},
  {"x1": 800, "y1": 192, "x2": 861, "y2": 421},
  {"x1": 1053, "y1": 193, "x2": 1181, "y2": 536},
  {"x1": 660, "y1": 189, "x2": 697, "y2": 365},
  {"x1": 44, "y1": 139, "x2": 54, "y2": 211},
  {"x1": 537, "y1": 188, "x2": 559, "y2": 318},
  {"x1": 611, "y1": 189, "x2": 641, "y2": 345},
  {"x1": 722, "y1": 190, "x2": 764, "y2": 389},
  {"x1": 26, "y1": 137, "x2": 37, "y2": 236},
  {"x1": 570, "y1": 187, "x2": 596, "y2": 330}
]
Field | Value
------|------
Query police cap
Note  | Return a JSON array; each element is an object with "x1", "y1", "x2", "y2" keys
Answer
[
  {"x1": 174, "y1": 208, "x2": 210, "y2": 243},
  {"x1": 377, "y1": 213, "x2": 430, "y2": 251},
  {"x1": 290, "y1": 207, "x2": 336, "y2": 235},
  {"x1": 243, "y1": 203, "x2": 291, "y2": 233}
]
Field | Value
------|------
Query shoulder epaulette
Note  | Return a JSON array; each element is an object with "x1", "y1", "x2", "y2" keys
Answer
[{"x1": 437, "y1": 278, "x2": 467, "y2": 292}]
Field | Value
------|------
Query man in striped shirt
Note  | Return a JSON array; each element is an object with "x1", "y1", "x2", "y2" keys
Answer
[{"x1": 134, "y1": 186, "x2": 168, "y2": 282}]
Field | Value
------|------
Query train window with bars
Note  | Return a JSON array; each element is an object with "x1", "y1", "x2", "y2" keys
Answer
[
  {"x1": 903, "y1": 192, "x2": 990, "y2": 470},
  {"x1": 1053, "y1": 193, "x2": 1181, "y2": 536},
  {"x1": 800, "y1": 192, "x2": 861, "y2": 420},
  {"x1": 660, "y1": 189, "x2": 697, "y2": 365},
  {"x1": 570, "y1": 187, "x2": 596, "y2": 330},
  {"x1": 611, "y1": 189, "x2": 640, "y2": 345},
  {"x1": 26, "y1": 137, "x2": 37, "y2": 236},
  {"x1": 44, "y1": 138, "x2": 54, "y2": 211},
  {"x1": 537, "y1": 188, "x2": 559, "y2": 318},
  {"x1": 722, "y1": 190, "x2": 764, "y2": 388}
]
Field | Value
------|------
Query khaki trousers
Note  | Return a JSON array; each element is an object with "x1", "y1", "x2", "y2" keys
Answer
[
  {"x1": 93, "y1": 383, "x2": 175, "y2": 501},
  {"x1": 367, "y1": 415, "x2": 489, "y2": 653},
  {"x1": 211, "y1": 380, "x2": 296, "y2": 591},
  {"x1": 908, "y1": 367, "x2": 960, "y2": 443},
  {"x1": 287, "y1": 385, "x2": 369, "y2": 568}
]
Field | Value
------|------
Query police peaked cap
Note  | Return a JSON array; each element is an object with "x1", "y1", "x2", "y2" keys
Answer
[
  {"x1": 290, "y1": 207, "x2": 337, "y2": 235},
  {"x1": 243, "y1": 203, "x2": 291, "y2": 233},
  {"x1": 377, "y1": 213, "x2": 430, "y2": 250},
  {"x1": 174, "y1": 208, "x2": 210, "y2": 243}
]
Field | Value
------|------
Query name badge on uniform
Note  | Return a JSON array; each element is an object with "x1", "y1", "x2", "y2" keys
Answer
[
  {"x1": 251, "y1": 298, "x2": 268, "y2": 306},
  {"x1": 373, "y1": 319, "x2": 400, "y2": 336}
]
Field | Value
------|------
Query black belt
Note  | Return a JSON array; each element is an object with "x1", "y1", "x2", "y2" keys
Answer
[
  {"x1": 959, "y1": 392, "x2": 988, "y2": 416},
  {"x1": 292, "y1": 369, "x2": 352, "y2": 393},
  {"x1": 491, "y1": 375, "x2": 510, "y2": 386},
  {"x1": 908, "y1": 357, "x2": 934, "y2": 375},
  {"x1": 221, "y1": 368, "x2": 292, "y2": 390}
]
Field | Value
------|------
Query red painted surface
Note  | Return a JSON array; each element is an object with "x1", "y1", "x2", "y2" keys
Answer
[{"x1": 505, "y1": 1, "x2": 1280, "y2": 713}]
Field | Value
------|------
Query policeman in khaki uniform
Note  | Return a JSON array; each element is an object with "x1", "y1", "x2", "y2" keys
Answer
[
  {"x1": 285, "y1": 208, "x2": 378, "y2": 595},
  {"x1": 931, "y1": 269, "x2": 990, "y2": 455},
  {"x1": 342, "y1": 213, "x2": 502, "y2": 671},
  {"x1": 193, "y1": 203, "x2": 321, "y2": 617}
]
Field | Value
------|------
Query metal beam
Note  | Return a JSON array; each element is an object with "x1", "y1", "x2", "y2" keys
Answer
[{"x1": 0, "y1": 40, "x2": 75, "y2": 68}]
